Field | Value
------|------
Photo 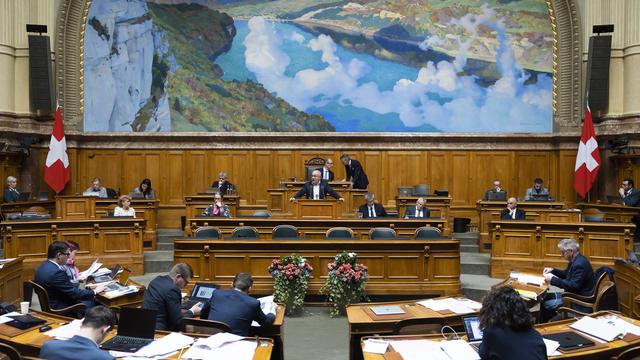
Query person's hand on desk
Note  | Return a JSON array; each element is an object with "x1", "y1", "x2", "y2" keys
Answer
[
  {"x1": 543, "y1": 267, "x2": 553, "y2": 274},
  {"x1": 190, "y1": 302, "x2": 203, "y2": 316},
  {"x1": 543, "y1": 273, "x2": 555, "y2": 282},
  {"x1": 92, "y1": 283, "x2": 108, "y2": 294}
]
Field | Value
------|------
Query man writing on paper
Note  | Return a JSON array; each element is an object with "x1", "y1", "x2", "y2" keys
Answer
[
  {"x1": 40, "y1": 306, "x2": 116, "y2": 360},
  {"x1": 541, "y1": 238, "x2": 596, "y2": 321},
  {"x1": 202, "y1": 272, "x2": 276, "y2": 336},
  {"x1": 290, "y1": 170, "x2": 343, "y2": 201}
]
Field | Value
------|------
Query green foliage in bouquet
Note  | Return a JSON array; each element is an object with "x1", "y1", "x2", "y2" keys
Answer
[
  {"x1": 320, "y1": 251, "x2": 369, "y2": 317},
  {"x1": 267, "y1": 254, "x2": 313, "y2": 315}
]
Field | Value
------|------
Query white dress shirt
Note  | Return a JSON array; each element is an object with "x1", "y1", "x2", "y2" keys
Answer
[
  {"x1": 368, "y1": 206, "x2": 376, "y2": 218},
  {"x1": 312, "y1": 184, "x2": 320, "y2": 199}
]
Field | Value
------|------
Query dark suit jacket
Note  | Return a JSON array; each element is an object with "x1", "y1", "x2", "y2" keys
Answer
[
  {"x1": 141, "y1": 275, "x2": 193, "y2": 331},
  {"x1": 550, "y1": 253, "x2": 596, "y2": 296},
  {"x1": 345, "y1": 159, "x2": 369, "y2": 189},
  {"x1": 623, "y1": 188, "x2": 640, "y2": 207},
  {"x1": 316, "y1": 167, "x2": 334, "y2": 181},
  {"x1": 202, "y1": 289, "x2": 275, "y2": 336},
  {"x1": 478, "y1": 326, "x2": 547, "y2": 360},
  {"x1": 34, "y1": 260, "x2": 95, "y2": 310},
  {"x1": 211, "y1": 180, "x2": 234, "y2": 195},
  {"x1": 40, "y1": 335, "x2": 114, "y2": 360},
  {"x1": 359, "y1": 203, "x2": 387, "y2": 218},
  {"x1": 3, "y1": 188, "x2": 19, "y2": 203},
  {"x1": 404, "y1": 205, "x2": 430, "y2": 218},
  {"x1": 500, "y1": 208, "x2": 526, "y2": 220},
  {"x1": 293, "y1": 182, "x2": 341, "y2": 200}
]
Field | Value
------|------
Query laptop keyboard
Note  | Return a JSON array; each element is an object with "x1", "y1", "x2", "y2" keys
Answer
[{"x1": 103, "y1": 335, "x2": 150, "y2": 348}]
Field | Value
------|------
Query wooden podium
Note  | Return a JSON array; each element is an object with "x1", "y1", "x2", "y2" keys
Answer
[
  {"x1": 293, "y1": 199, "x2": 341, "y2": 219},
  {"x1": 55, "y1": 195, "x2": 97, "y2": 219},
  {"x1": 0, "y1": 258, "x2": 23, "y2": 306}
]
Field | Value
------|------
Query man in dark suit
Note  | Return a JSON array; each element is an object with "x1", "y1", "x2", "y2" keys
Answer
[
  {"x1": 141, "y1": 263, "x2": 202, "y2": 331},
  {"x1": 359, "y1": 192, "x2": 387, "y2": 218},
  {"x1": 34, "y1": 242, "x2": 105, "y2": 310},
  {"x1": 40, "y1": 306, "x2": 116, "y2": 360},
  {"x1": 211, "y1": 171, "x2": 234, "y2": 195},
  {"x1": 290, "y1": 170, "x2": 343, "y2": 201},
  {"x1": 3, "y1": 176, "x2": 19, "y2": 202},
  {"x1": 202, "y1": 272, "x2": 276, "y2": 336},
  {"x1": 404, "y1": 197, "x2": 430, "y2": 218},
  {"x1": 620, "y1": 178, "x2": 640, "y2": 207},
  {"x1": 500, "y1": 197, "x2": 526, "y2": 220},
  {"x1": 340, "y1": 154, "x2": 369, "y2": 189},
  {"x1": 316, "y1": 158, "x2": 335, "y2": 182},
  {"x1": 482, "y1": 179, "x2": 507, "y2": 201},
  {"x1": 542, "y1": 238, "x2": 596, "y2": 321}
]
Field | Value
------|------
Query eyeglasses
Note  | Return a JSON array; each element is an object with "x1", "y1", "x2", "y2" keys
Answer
[{"x1": 60, "y1": 252, "x2": 71, "y2": 256}]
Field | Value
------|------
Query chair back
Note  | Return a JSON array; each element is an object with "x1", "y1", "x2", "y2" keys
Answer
[
  {"x1": 28, "y1": 280, "x2": 52, "y2": 313},
  {"x1": 326, "y1": 227, "x2": 354, "y2": 239},
  {"x1": 594, "y1": 278, "x2": 618, "y2": 312},
  {"x1": 392, "y1": 317, "x2": 447, "y2": 335},
  {"x1": 106, "y1": 188, "x2": 118, "y2": 199},
  {"x1": 253, "y1": 210, "x2": 272, "y2": 218},
  {"x1": 179, "y1": 318, "x2": 231, "y2": 335},
  {"x1": 194, "y1": 226, "x2": 221, "y2": 239},
  {"x1": 231, "y1": 226, "x2": 259, "y2": 239},
  {"x1": 0, "y1": 342, "x2": 22, "y2": 360},
  {"x1": 413, "y1": 184, "x2": 430, "y2": 196},
  {"x1": 272, "y1": 225, "x2": 298, "y2": 239},
  {"x1": 415, "y1": 226, "x2": 442, "y2": 239},
  {"x1": 368, "y1": 227, "x2": 396, "y2": 240},
  {"x1": 304, "y1": 157, "x2": 325, "y2": 181},
  {"x1": 613, "y1": 345, "x2": 640, "y2": 360}
]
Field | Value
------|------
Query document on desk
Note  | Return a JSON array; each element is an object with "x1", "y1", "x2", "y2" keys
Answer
[
  {"x1": 388, "y1": 340, "x2": 449, "y2": 360},
  {"x1": 134, "y1": 332, "x2": 194, "y2": 358},
  {"x1": 417, "y1": 298, "x2": 481, "y2": 314},
  {"x1": 0, "y1": 312, "x2": 22, "y2": 324},
  {"x1": 370, "y1": 305, "x2": 405, "y2": 315},
  {"x1": 570, "y1": 316, "x2": 625, "y2": 342},
  {"x1": 103, "y1": 285, "x2": 139, "y2": 298},
  {"x1": 251, "y1": 295, "x2": 276, "y2": 327},
  {"x1": 543, "y1": 338, "x2": 560, "y2": 356},
  {"x1": 44, "y1": 319, "x2": 83, "y2": 339},
  {"x1": 510, "y1": 272, "x2": 545, "y2": 286},
  {"x1": 439, "y1": 339, "x2": 480, "y2": 360},
  {"x1": 362, "y1": 339, "x2": 388, "y2": 354},
  {"x1": 181, "y1": 339, "x2": 257, "y2": 360},
  {"x1": 603, "y1": 315, "x2": 640, "y2": 336},
  {"x1": 192, "y1": 332, "x2": 243, "y2": 349},
  {"x1": 79, "y1": 259, "x2": 102, "y2": 279}
]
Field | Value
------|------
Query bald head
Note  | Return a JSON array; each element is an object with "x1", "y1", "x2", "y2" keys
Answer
[{"x1": 507, "y1": 197, "x2": 517, "y2": 210}]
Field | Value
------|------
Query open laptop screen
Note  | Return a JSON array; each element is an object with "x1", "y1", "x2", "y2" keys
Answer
[
  {"x1": 191, "y1": 283, "x2": 219, "y2": 301},
  {"x1": 117, "y1": 307, "x2": 156, "y2": 339},
  {"x1": 463, "y1": 315, "x2": 483, "y2": 343}
]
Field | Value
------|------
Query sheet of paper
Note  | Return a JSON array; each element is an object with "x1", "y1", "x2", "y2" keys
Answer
[
  {"x1": 79, "y1": 259, "x2": 102, "y2": 279},
  {"x1": 181, "y1": 339, "x2": 257, "y2": 360},
  {"x1": 439, "y1": 339, "x2": 480, "y2": 360},
  {"x1": 603, "y1": 315, "x2": 640, "y2": 336},
  {"x1": 389, "y1": 339, "x2": 448, "y2": 360},
  {"x1": 103, "y1": 285, "x2": 138, "y2": 298},
  {"x1": 251, "y1": 295, "x2": 276, "y2": 327},
  {"x1": 570, "y1": 316, "x2": 624, "y2": 342},
  {"x1": 511, "y1": 272, "x2": 545, "y2": 286},
  {"x1": 192, "y1": 332, "x2": 243, "y2": 349},
  {"x1": 416, "y1": 298, "x2": 480, "y2": 314},
  {"x1": 416, "y1": 299, "x2": 450, "y2": 311},
  {"x1": 362, "y1": 339, "x2": 388, "y2": 354},
  {"x1": 0, "y1": 312, "x2": 22, "y2": 324},
  {"x1": 543, "y1": 338, "x2": 560, "y2": 356},
  {"x1": 135, "y1": 332, "x2": 194, "y2": 357},
  {"x1": 44, "y1": 319, "x2": 83, "y2": 339}
]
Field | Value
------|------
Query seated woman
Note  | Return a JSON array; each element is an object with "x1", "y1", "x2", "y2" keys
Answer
[
  {"x1": 114, "y1": 195, "x2": 136, "y2": 217},
  {"x1": 130, "y1": 178, "x2": 156, "y2": 199},
  {"x1": 202, "y1": 193, "x2": 230, "y2": 218},
  {"x1": 3, "y1": 176, "x2": 20, "y2": 202},
  {"x1": 478, "y1": 286, "x2": 547, "y2": 360},
  {"x1": 63, "y1": 240, "x2": 86, "y2": 285}
]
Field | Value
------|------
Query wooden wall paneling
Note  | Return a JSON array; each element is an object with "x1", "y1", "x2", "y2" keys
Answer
[
  {"x1": 81, "y1": 150, "x2": 122, "y2": 191},
  {"x1": 428, "y1": 152, "x2": 449, "y2": 195},
  {"x1": 362, "y1": 151, "x2": 383, "y2": 202},
  {"x1": 164, "y1": 151, "x2": 186, "y2": 204},
  {"x1": 556, "y1": 150, "x2": 578, "y2": 204},
  {"x1": 122, "y1": 151, "x2": 162, "y2": 196},
  {"x1": 515, "y1": 152, "x2": 551, "y2": 200},
  {"x1": 274, "y1": 151, "x2": 295, "y2": 184},
  {"x1": 253, "y1": 151, "x2": 273, "y2": 204},
  {"x1": 450, "y1": 152, "x2": 470, "y2": 206},
  {"x1": 472, "y1": 152, "x2": 512, "y2": 200},
  {"x1": 385, "y1": 152, "x2": 422, "y2": 204},
  {"x1": 232, "y1": 151, "x2": 252, "y2": 203},
  {"x1": 185, "y1": 151, "x2": 206, "y2": 197}
]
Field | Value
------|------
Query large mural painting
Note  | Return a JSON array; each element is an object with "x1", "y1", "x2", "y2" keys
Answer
[{"x1": 83, "y1": 0, "x2": 553, "y2": 132}]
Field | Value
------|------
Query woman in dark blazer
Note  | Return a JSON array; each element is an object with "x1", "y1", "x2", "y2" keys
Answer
[{"x1": 478, "y1": 286, "x2": 547, "y2": 360}]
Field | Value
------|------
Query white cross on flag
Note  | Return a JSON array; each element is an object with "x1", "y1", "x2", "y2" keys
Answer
[
  {"x1": 44, "y1": 105, "x2": 70, "y2": 193},
  {"x1": 573, "y1": 104, "x2": 600, "y2": 198}
]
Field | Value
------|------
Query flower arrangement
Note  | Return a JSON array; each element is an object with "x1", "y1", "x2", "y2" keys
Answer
[
  {"x1": 320, "y1": 251, "x2": 369, "y2": 317},
  {"x1": 267, "y1": 254, "x2": 313, "y2": 315}
]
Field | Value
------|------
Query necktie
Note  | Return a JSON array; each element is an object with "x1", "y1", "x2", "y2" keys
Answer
[
  {"x1": 324, "y1": 171, "x2": 328, "y2": 180},
  {"x1": 511, "y1": 210, "x2": 515, "y2": 219},
  {"x1": 369, "y1": 206, "x2": 374, "y2": 218}
]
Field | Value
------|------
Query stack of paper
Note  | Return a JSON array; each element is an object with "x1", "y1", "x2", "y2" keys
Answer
[
  {"x1": 601, "y1": 315, "x2": 640, "y2": 336},
  {"x1": 362, "y1": 339, "x2": 388, "y2": 354},
  {"x1": 515, "y1": 289, "x2": 538, "y2": 300},
  {"x1": 103, "y1": 285, "x2": 138, "y2": 298},
  {"x1": 417, "y1": 298, "x2": 482, "y2": 314},
  {"x1": 181, "y1": 333, "x2": 256, "y2": 360},
  {"x1": 570, "y1": 316, "x2": 625, "y2": 342},
  {"x1": 91, "y1": 267, "x2": 112, "y2": 278},
  {"x1": 251, "y1": 295, "x2": 276, "y2": 327},
  {"x1": 510, "y1": 272, "x2": 545, "y2": 286},
  {"x1": 134, "y1": 332, "x2": 194, "y2": 358},
  {"x1": 79, "y1": 259, "x2": 102, "y2": 279},
  {"x1": 387, "y1": 339, "x2": 480, "y2": 360},
  {"x1": 44, "y1": 319, "x2": 83, "y2": 340}
]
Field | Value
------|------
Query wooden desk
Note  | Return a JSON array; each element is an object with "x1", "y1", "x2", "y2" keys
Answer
[
  {"x1": 268, "y1": 183, "x2": 366, "y2": 218},
  {"x1": 249, "y1": 302, "x2": 285, "y2": 360},
  {"x1": 490, "y1": 220, "x2": 635, "y2": 277},
  {"x1": 614, "y1": 259, "x2": 640, "y2": 319},
  {"x1": 577, "y1": 202, "x2": 640, "y2": 223},
  {"x1": 348, "y1": 297, "x2": 470, "y2": 360},
  {"x1": 187, "y1": 217, "x2": 449, "y2": 238},
  {"x1": 0, "y1": 311, "x2": 273, "y2": 360},
  {"x1": 395, "y1": 196, "x2": 452, "y2": 233},
  {"x1": 184, "y1": 194, "x2": 239, "y2": 226},
  {"x1": 174, "y1": 238, "x2": 461, "y2": 296},
  {"x1": 2, "y1": 218, "x2": 145, "y2": 280},
  {"x1": 0, "y1": 200, "x2": 56, "y2": 218},
  {"x1": 0, "y1": 257, "x2": 23, "y2": 306},
  {"x1": 55, "y1": 195, "x2": 97, "y2": 219},
  {"x1": 361, "y1": 311, "x2": 640, "y2": 359},
  {"x1": 95, "y1": 279, "x2": 146, "y2": 309},
  {"x1": 97, "y1": 199, "x2": 159, "y2": 250},
  {"x1": 477, "y1": 200, "x2": 569, "y2": 252},
  {"x1": 293, "y1": 199, "x2": 342, "y2": 219}
]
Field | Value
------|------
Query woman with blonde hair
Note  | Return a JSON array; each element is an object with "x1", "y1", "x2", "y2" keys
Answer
[{"x1": 114, "y1": 195, "x2": 136, "y2": 217}]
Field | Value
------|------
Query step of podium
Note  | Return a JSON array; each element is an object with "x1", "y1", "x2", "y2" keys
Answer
[
  {"x1": 143, "y1": 250, "x2": 174, "y2": 273},
  {"x1": 461, "y1": 274, "x2": 503, "y2": 301},
  {"x1": 460, "y1": 252, "x2": 490, "y2": 276}
]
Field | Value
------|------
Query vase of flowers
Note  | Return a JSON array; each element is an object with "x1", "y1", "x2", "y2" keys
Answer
[
  {"x1": 267, "y1": 254, "x2": 313, "y2": 315},
  {"x1": 320, "y1": 251, "x2": 369, "y2": 317}
]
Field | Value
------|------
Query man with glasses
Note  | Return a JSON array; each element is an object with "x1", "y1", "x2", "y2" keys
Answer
[
  {"x1": 619, "y1": 178, "x2": 640, "y2": 207},
  {"x1": 141, "y1": 263, "x2": 202, "y2": 331},
  {"x1": 34, "y1": 242, "x2": 106, "y2": 310},
  {"x1": 211, "y1": 171, "x2": 234, "y2": 195}
]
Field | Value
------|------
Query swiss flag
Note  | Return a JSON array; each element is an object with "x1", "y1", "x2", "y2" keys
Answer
[
  {"x1": 44, "y1": 105, "x2": 70, "y2": 193},
  {"x1": 573, "y1": 104, "x2": 600, "y2": 198}
]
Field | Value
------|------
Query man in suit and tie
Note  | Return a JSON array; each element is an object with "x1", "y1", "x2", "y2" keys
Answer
[
  {"x1": 3, "y1": 176, "x2": 20, "y2": 202},
  {"x1": 142, "y1": 263, "x2": 202, "y2": 331},
  {"x1": 316, "y1": 158, "x2": 335, "y2": 182},
  {"x1": 40, "y1": 306, "x2": 116, "y2": 360},
  {"x1": 619, "y1": 178, "x2": 640, "y2": 207},
  {"x1": 340, "y1": 154, "x2": 369, "y2": 189},
  {"x1": 202, "y1": 272, "x2": 276, "y2": 336},
  {"x1": 500, "y1": 197, "x2": 526, "y2": 220},
  {"x1": 34, "y1": 242, "x2": 106, "y2": 311},
  {"x1": 290, "y1": 170, "x2": 343, "y2": 201},
  {"x1": 404, "y1": 197, "x2": 430, "y2": 218},
  {"x1": 211, "y1": 171, "x2": 234, "y2": 195},
  {"x1": 359, "y1": 192, "x2": 387, "y2": 218}
]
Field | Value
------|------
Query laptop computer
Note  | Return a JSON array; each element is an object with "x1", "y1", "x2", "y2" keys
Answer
[
  {"x1": 530, "y1": 193, "x2": 551, "y2": 201},
  {"x1": 103, "y1": 267, "x2": 132, "y2": 292},
  {"x1": 100, "y1": 307, "x2": 157, "y2": 352},
  {"x1": 82, "y1": 191, "x2": 101, "y2": 197},
  {"x1": 607, "y1": 195, "x2": 623, "y2": 204},
  {"x1": 463, "y1": 315, "x2": 483, "y2": 344},
  {"x1": 17, "y1": 192, "x2": 30, "y2": 201},
  {"x1": 487, "y1": 192, "x2": 507, "y2": 201},
  {"x1": 181, "y1": 282, "x2": 220, "y2": 309},
  {"x1": 92, "y1": 265, "x2": 122, "y2": 283},
  {"x1": 544, "y1": 331, "x2": 595, "y2": 350}
]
